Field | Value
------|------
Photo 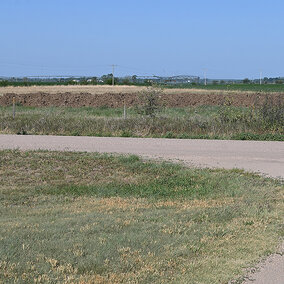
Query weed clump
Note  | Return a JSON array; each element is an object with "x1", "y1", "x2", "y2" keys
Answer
[
  {"x1": 258, "y1": 96, "x2": 284, "y2": 130},
  {"x1": 135, "y1": 87, "x2": 163, "y2": 118}
]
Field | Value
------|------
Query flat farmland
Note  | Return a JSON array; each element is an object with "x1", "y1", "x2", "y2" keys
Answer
[
  {"x1": 0, "y1": 85, "x2": 283, "y2": 141},
  {"x1": 0, "y1": 85, "x2": 283, "y2": 108},
  {"x1": 0, "y1": 85, "x2": 149, "y2": 95}
]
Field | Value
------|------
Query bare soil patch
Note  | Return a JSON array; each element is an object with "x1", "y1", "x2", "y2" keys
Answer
[{"x1": 0, "y1": 85, "x2": 283, "y2": 107}]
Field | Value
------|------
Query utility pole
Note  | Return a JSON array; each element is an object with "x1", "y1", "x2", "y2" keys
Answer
[
  {"x1": 203, "y1": 69, "x2": 207, "y2": 86},
  {"x1": 123, "y1": 102, "x2": 127, "y2": 119},
  {"x1": 12, "y1": 97, "x2": 16, "y2": 119},
  {"x1": 260, "y1": 71, "x2": 262, "y2": 85},
  {"x1": 110, "y1": 64, "x2": 118, "y2": 86}
]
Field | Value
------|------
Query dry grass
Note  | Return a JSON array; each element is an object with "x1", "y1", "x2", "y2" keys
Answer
[
  {"x1": 0, "y1": 105, "x2": 282, "y2": 140},
  {"x1": 0, "y1": 85, "x2": 148, "y2": 95},
  {"x1": 0, "y1": 85, "x2": 265, "y2": 96}
]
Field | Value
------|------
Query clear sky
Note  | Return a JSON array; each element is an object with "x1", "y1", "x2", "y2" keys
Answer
[{"x1": 1, "y1": 0, "x2": 283, "y2": 79}]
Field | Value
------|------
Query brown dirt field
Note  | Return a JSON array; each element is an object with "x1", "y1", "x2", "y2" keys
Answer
[{"x1": 0, "y1": 85, "x2": 283, "y2": 108}]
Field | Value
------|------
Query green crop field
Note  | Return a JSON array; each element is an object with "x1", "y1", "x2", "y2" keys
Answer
[
  {"x1": 164, "y1": 83, "x2": 284, "y2": 93},
  {"x1": 0, "y1": 150, "x2": 283, "y2": 283}
]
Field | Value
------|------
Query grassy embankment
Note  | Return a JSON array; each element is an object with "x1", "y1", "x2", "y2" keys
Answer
[
  {"x1": 0, "y1": 104, "x2": 283, "y2": 140},
  {"x1": 0, "y1": 150, "x2": 283, "y2": 283}
]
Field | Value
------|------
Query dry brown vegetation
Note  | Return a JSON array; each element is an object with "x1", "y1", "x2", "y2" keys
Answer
[
  {"x1": 1, "y1": 104, "x2": 283, "y2": 141},
  {"x1": 1, "y1": 85, "x2": 275, "y2": 95},
  {"x1": 0, "y1": 85, "x2": 148, "y2": 95}
]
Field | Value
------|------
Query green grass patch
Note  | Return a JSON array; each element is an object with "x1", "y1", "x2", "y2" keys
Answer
[
  {"x1": 0, "y1": 150, "x2": 283, "y2": 283},
  {"x1": 163, "y1": 83, "x2": 284, "y2": 93}
]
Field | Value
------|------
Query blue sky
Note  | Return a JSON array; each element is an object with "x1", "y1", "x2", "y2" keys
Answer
[{"x1": 1, "y1": 0, "x2": 283, "y2": 79}]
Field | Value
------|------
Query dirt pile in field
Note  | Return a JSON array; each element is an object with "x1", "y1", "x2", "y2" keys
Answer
[{"x1": 0, "y1": 91, "x2": 283, "y2": 107}]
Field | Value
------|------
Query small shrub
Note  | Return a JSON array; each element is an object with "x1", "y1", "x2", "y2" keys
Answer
[
  {"x1": 135, "y1": 87, "x2": 163, "y2": 118},
  {"x1": 16, "y1": 127, "x2": 28, "y2": 135},
  {"x1": 71, "y1": 131, "x2": 80, "y2": 136},
  {"x1": 0, "y1": 80, "x2": 9, "y2": 87},
  {"x1": 121, "y1": 130, "x2": 132, "y2": 137},
  {"x1": 164, "y1": 131, "x2": 174, "y2": 138},
  {"x1": 122, "y1": 78, "x2": 131, "y2": 85}
]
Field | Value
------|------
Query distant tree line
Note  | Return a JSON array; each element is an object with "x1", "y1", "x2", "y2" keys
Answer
[{"x1": 0, "y1": 75, "x2": 283, "y2": 87}]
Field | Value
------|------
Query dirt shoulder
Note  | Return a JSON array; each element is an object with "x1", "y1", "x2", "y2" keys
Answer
[{"x1": 241, "y1": 242, "x2": 284, "y2": 284}]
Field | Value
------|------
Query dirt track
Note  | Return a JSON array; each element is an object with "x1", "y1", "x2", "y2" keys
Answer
[{"x1": 0, "y1": 85, "x2": 283, "y2": 107}]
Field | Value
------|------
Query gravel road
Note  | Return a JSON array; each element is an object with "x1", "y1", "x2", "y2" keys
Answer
[
  {"x1": 0, "y1": 135, "x2": 283, "y2": 179},
  {"x1": 0, "y1": 134, "x2": 283, "y2": 283}
]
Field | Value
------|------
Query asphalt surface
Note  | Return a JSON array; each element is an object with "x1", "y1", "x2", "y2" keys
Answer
[{"x1": 0, "y1": 134, "x2": 283, "y2": 283}]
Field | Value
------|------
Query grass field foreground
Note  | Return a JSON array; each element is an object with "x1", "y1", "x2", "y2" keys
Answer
[{"x1": 0, "y1": 150, "x2": 283, "y2": 283}]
